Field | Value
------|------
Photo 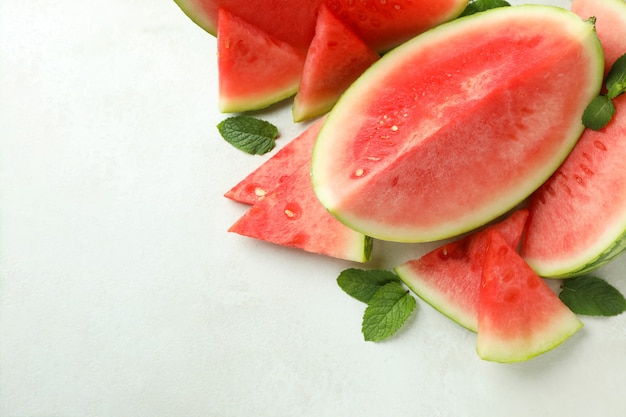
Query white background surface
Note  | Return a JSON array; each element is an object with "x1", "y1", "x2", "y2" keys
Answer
[{"x1": 1, "y1": 0, "x2": 625, "y2": 416}]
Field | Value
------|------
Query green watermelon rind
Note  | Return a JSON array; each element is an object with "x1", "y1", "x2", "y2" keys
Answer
[
  {"x1": 174, "y1": 0, "x2": 217, "y2": 35},
  {"x1": 529, "y1": 229, "x2": 626, "y2": 279}
]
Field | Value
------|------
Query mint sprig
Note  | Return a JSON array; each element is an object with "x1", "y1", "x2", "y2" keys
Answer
[
  {"x1": 337, "y1": 268, "x2": 401, "y2": 303},
  {"x1": 337, "y1": 269, "x2": 415, "y2": 342},
  {"x1": 559, "y1": 275, "x2": 626, "y2": 316},
  {"x1": 582, "y1": 52, "x2": 626, "y2": 131},
  {"x1": 217, "y1": 115, "x2": 278, "y2": 155},
  {"x1": 459, "y1": 0, "x2": 510, "y2": 17},
  {"x1": 362, "y1": 282, "x2": 416, "y2": 342}
]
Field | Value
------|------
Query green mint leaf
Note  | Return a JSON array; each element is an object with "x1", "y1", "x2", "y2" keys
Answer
[
  {"x1": 217, "y1": 115, "x2": 278, "y2": 155},
  {"x1": 362, "y1": 282, "x2": 416, "y2": 342},
  {"x1": 606, "y1": 52, "x2": 626, "y2": 100},
  {"x1": 559, "y1": 275, "x2": 626, "y2": 316},
  {"x1": 337, "y1": 268, "x2": 401, "y2": 303},
  {"x1": 459, "y1": 0, "x2": 510, "y2": 17},
  {"x1": 582, "y1": 95, "x2": 615, "y2": 131}
]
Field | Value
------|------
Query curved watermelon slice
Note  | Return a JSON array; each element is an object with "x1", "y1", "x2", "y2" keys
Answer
[
  {"x1": 292, "y1": 4, "x2": 380, "y2": 122},
  {"x1": 521, "y1": 0, "x2": 626, "y2": 278},
  {"x1": 227, "y1": 119, "x2": 372, "y2": 262},
  {"x1": 572, "y1": 0, "x2": 626, "y2": 75},
  {"x1": 325, "y1": 0, "x2": 468, "y2": 52},
  {"x1": 217, "y1": 9, "x2": 305, "y2": 112},
  {"x1": 225, "y1": 117, "x2": 326, "y2": 205},
  {"x1": 522, "y1": 94, "x2": 626, "y2": 278},
  {"x1": 311, "y1": 5, "x2": 604, "y2": 243},
  {"x1": 395, "y1": 209, "x2": 528, "y2": 332},
  {"x1": 477, "y1": 230, "x2": 583, "y2": 363}
]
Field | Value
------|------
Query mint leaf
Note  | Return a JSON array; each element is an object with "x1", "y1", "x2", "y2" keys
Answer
[
  {"x1": 459, "y1": 0, "x2": 510, "y2": 17},
  {"x1": 606, "y1": 52, "x2": 626, "y2": 100},
  {"x1": 559, "y1": 275, "x2": 626, "y2": 316},
  {"x1": 582, "y1": 95, "x2": 615, "y2": 131},
  {"x1": 217, "y1": 115, "x2": 278, "y2": 155},
  {"x1": 362, "y1": 282, "x2": 416, "y2": 342},
  {"x1": 337, "y1": 268, "x2": 401, "y2": 303}
]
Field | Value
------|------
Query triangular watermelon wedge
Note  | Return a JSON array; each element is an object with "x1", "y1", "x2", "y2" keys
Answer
[
  {"x1": 292, "y1": 4, "x2": 380, "y2": 122},
  {"x1": 228, "y1": 122, "x2": 372, "y2": 262},
  {"x1": 217, "y1": 8, "x2": 305, "y2": 113},
  {"x1": 394, "y1": 209, "x2": 528, "y2": 332},
  {"x1": 477, "y1": 230, "x2": 583, "y2": 363},
  {"x1": 225, "y1": 117, "x2": 326, "y2": 205}
]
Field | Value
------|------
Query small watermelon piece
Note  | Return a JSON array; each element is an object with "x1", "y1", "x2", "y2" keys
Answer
[
  {"x1": 572, "y1": 0, "x2": 626, "y2": 75},
  {"x1": 217, "y1": 8, "x2": 306, "y2": 112},
  {"x1": 311, "y1": 5, "x2": 604, "y2": 243},
  {"x1": 521, "y1": 0, "x2": 626, "y2": 278},
  {"x1": 225, "y1": 117, "x2": 326, "y2": 205},
  {"x1": 394, "y1": 209, "x2": 528, "y2": 332},
  {"x1": 228, "y1": 124, "x2": 372, "y2": 263},
  {"x1": 477, "y1": 231, "x2": 583, "y2": 363},
  {"x1": 325, "y1": 0, "x2": 468, "y2": 52},
  {"x1": 292, "y1": 5, "x2": 380, "y2": 122}
]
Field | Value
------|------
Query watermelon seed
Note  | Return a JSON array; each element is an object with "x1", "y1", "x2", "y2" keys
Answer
[
  {"x1": 390, "y1": 125, "x2": 399, "y2": 131},
  {"x1": 284, "y1": 202, "x2": 302, "y2": 220},
  {"x1": 593, "y1": 140, "x2": 607, "y2": 151},
  {"x1": 254, "y1": 187, "x2": 267, "y2": 198}
]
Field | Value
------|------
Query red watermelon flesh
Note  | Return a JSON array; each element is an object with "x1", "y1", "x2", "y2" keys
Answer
[
  {"x1": 325, "y1": 0, "x2": 468, "y2": 52},
  {"x1": 228, "y1": 123, "x2": 371, "y2": 263},
  {"x1": 477, "y1": 230, "x2": 583, "y2": 363},
  {"x1": 394, "y1": 209, "x2": 528, "y2": 332},
  {"x1": 217, "y1": 8, "x2": 306, "y2": 112},
  {"x1": 293, "y1": 4, "x2": 380, "y2": 122},
  {"x1": 225, "y1": 117, "x2": 326, "y2": 205},
  {"x1": 572, "y1": 0, "x2": 626, "y2": 75}
]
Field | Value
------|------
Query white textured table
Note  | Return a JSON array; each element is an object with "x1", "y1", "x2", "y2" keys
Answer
[{"x1": 1, "y1": 0, "x2": 625, "y2": 416}]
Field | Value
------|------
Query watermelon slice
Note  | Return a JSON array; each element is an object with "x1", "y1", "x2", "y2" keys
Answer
[
  {"x1": 572, "y1": 0, "x2": 626, "y2": 75},
  {"x1": 225, "y1": 117, "x2": 326, "y2": 205},
  {"x1": 325, "y1": 0, "x2": 468, "y2": 52},
  {"x1": 227, "y1": 121, "x2": 372, "y2": 262},
  {"x1": 292, "y1": 4, "x2": 380, "y2": 122},
  {"x1": 217, "y1": 8, "x2": 305, "y2": 112},
  {"x1": 521, "y1": 0, "x2": 626, "y2": 278},
  {"x1": 311, "y1": 5, "x2": 604, "y2": 243},
  {"x1": 394, "y1": 209, "x2": 528, "y2": 332},
  {"x1": 477, "y1": 230, "x2": 583, "y2": 363}
]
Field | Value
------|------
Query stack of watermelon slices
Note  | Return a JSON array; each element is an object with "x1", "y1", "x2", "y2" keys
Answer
[{"x1": 174, "y1": 0, "x2": 469, "y2": 120}]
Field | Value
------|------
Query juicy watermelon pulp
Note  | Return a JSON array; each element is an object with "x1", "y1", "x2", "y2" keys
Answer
[
  {"x1": 477, "y1": 231, "x2": 583, "y2": 363},
  {"x1": 395, "y1": 209, "x2": 529, "y2": 332},
  {"x1": 311, "y1": 5, "x2": 604, "y2": 242},
  {"x1": 227, "y1": 119, "x2": 372, "y2": 262},
  {"x1": 521, "y1": 0, "x2": 626, "y2": 278}
]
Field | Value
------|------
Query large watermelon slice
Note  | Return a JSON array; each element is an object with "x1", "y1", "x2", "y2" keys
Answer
[
  {"x1": 325, "y1": 0, "x2": 468, "y2": 52},
  {"x1": 394, "y1": 209, "x2": 528, "y2": 333},
  {"x1": 217, "y1": 9, "x2": 306, "y2": 113},
  {"x1": 227, "y1": 120, "x2": 372, "y2": 262},
  {"x1": 292, "y1": 4, "x2": 380, "y2": 122},
  {"x1": 477, "y1": 230, "x2": 583, "y2": 363},
  {"x1": 225, "y1": 117, "x2": 326, "y2": 205},
  {"x1": 521, "y1": 0, "x2": 626, "y2": 278},
  {"x1": 311, "y1": 5, "x2": 604, "y2": 243}
]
